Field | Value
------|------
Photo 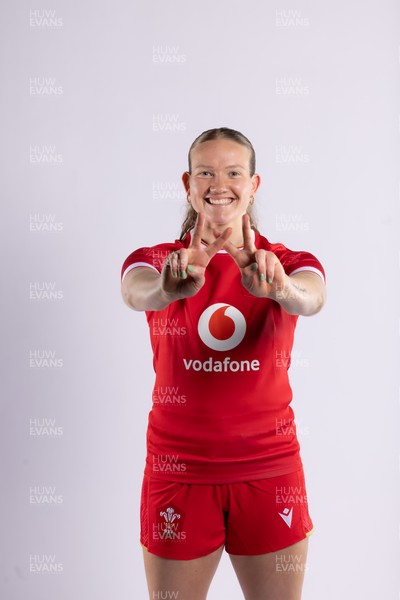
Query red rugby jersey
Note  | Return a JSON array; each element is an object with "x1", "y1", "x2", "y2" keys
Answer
[{"x1": 121, "y1": 230, "x2": 325, "y2": 484}]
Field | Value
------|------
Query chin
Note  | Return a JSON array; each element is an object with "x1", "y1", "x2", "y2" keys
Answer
[
  {"x1": 206, "y1": 216, "x2": 233, "y2": 227},
  {"x1": 207, "y1": 210, "x2": 239, "y2": 223}
]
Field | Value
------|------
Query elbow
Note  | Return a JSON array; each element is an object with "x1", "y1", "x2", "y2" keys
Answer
[
  {"x1": 303, "y1": 287, "x2": 327, "y2": 317},
  {"x1": 121, "y1": 285, "x2": 143, "y2": 312}
]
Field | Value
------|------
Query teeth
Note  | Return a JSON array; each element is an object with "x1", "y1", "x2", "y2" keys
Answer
[{"x1": 208, "y1": 198, "x2": 233, "y2": 205}]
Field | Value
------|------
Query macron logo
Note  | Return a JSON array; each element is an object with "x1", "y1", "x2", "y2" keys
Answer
[{"x1": 278, "y1": 507, "x2": 293, "y2": 528}]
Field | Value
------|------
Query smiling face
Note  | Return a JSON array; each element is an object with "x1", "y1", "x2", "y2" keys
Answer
[{"x1": 182, "y1": 138, "x2": 260, "y2": 242}]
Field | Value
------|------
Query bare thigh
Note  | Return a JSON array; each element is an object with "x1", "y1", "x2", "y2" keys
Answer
[
  {"x1": 229, "y1": 537, "x2": 309, "y2": 600},
  {"x1": 142, "y1": 545, "x2": 224, "y2": 600}
]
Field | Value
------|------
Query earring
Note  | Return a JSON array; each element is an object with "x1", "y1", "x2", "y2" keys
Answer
[{"x1": 250, "y1": 196, "x2": 255, "y2": 205}]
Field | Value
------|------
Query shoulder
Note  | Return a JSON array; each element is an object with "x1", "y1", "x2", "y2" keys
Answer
[
  {"x1": 255, "y1": 231, "x2": 326, "y2": 283},
  {"x1": 121, "y1": 237, "x2": 185, "y2": 281},
  {"x1": 254, "y1": 231, "x2": 287, "y2": 254}
]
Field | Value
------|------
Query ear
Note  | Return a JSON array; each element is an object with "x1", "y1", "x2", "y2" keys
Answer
[
  {"x1": 182, "y1": 171, "x2": 190, "y2": 192},
  {"x1": 251, "y1": 173, "x2": 261, "y2": 195}
]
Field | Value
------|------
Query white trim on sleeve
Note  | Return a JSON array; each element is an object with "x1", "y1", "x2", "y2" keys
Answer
[
  {"x1": 289, "y1": 266, "x2": 325, "y2": 283},
  {"x1": 121, "y1": 262, "x2": 158, "y2": 282}
]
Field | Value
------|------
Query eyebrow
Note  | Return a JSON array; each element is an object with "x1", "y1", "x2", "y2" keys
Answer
[{"x1": 193, "y1": 164, "x2": 246, "y2": 170}]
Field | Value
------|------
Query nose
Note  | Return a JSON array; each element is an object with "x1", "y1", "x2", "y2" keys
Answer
[{"x1": 209, "y1": 174, "x2": 228, "y2": 193}]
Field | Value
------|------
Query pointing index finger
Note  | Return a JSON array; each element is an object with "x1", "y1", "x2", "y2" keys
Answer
[
  {"x1": 189, "y1": 212, "x2": 205, "y2": 248},
  {"x1": 242, "y1": 213, "x2": 255, "y2": 251}
]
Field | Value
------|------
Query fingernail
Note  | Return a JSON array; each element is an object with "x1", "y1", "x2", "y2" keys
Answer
[
  {"x1": 187, "y1": 265, "x2": 195, "y2": 273},
  {"x1": 259, "y1": 273, "x2": 265, "y2": 281},
  {"x1": 180, "y1": 270, "x2": 187, "y2": 279},
  {"x1": 250, "y1": 263, "x2": 258, "y2": 271},
  {"x1": 172, "y1": 271, "x2": 177, "y2": 278},
  {"x1": 267, "y1": 277, "x2": 273, "y2": 284}
]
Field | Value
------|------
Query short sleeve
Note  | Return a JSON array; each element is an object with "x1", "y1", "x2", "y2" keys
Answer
[
  {"x1": 273, "y1": 245, "x2": 326, "y2": 284},
  {"x1": 120, "y1": 242, "x2": 180, "y2": 282}
]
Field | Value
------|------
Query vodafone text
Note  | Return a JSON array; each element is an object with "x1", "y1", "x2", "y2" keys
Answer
[{"x1": 183, "y1": 356, "x2": 260, "y2": 372}]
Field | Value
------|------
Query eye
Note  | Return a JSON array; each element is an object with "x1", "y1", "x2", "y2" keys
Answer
[
  {"x1": 198, "y1": 171, "x2": 212, "y2": 176},
  {"x1": 229, "y1": 171, "x2": 241, "y2": 177}
]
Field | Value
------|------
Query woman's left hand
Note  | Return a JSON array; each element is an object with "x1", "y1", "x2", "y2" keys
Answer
[{"x1": 224, "y1": 214, "x2": 287, "y2": 298}]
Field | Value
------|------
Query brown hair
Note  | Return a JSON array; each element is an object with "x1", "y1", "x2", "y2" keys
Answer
[{"x1": 180, "y1": 127, "x2": 259, "y2": 240}]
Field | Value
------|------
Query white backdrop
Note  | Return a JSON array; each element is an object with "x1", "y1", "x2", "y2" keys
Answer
[{"x1": 1, "y1": 0, "x2": 400, "y2": 598}]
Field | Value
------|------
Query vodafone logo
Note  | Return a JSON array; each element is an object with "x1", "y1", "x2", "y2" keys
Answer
[
  {"x1": 198, "y1": 303, "x2": 246, "y2": 351},
  {"x1": 183, "y1": 304, "x2": 259, "y2": 372}
]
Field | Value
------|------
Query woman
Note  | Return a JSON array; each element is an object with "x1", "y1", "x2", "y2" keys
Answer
[{"x1": 121, "y1": 127, "x2": 326, "y2": 600}]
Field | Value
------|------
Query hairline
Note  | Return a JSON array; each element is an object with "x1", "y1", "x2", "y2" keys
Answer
[{"x1": 188, "y1": 142, "x2": 254, "y2": 176}]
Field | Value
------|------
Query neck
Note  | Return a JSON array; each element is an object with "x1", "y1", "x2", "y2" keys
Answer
[{"x1": 200, "y1": 221, "x2": 248, "y2": 247}]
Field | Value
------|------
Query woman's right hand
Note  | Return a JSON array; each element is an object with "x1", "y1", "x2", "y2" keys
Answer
[{"x1": 160, "y1": 212, "x2": 232, "y2": 301}]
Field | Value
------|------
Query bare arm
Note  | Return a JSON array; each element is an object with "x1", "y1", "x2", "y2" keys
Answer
[
  {"x1": 271, "y1": 271, "x2": 326, "y2": 316},
  {"x1": 224, "y1": 214, "x2": 326, "y2": 317},
  {"x1": 121, "y1": 267, "x2": 174, "y2": 312},
  {"x1": 121, "y1": 213, "x2": 232, "y2": 312}
]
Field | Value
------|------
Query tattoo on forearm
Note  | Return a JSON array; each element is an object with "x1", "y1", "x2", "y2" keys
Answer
[{"x1": 291, "y1": 282, "x2": 307, "y2": 293}]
